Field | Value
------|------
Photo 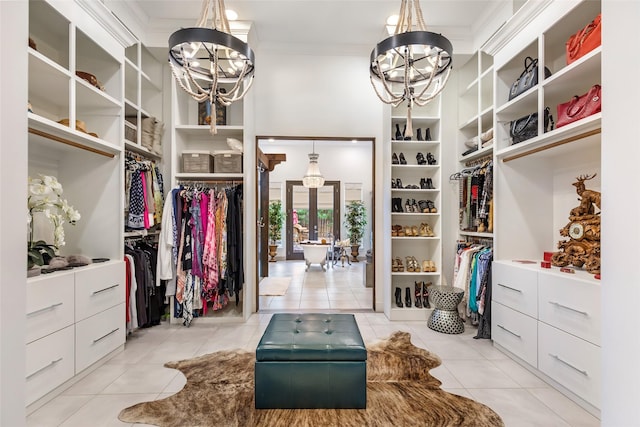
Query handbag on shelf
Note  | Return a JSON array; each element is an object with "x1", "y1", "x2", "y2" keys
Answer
[
  {"x1": 556, "y1": 84, "x2": 601, "y2": 128},
  {"x1": 510, "y1": 107, "x2": 555, "y2": 145},
  {"x1": 566, "y1": 13, "x2": 601, "y2": 65},
  {"x1": 508, "y1": 57, "x2": 552, "y2": 101}
]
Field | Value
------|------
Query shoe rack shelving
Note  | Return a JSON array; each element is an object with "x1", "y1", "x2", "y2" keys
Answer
[
  {"x1": 389, "y1": 97, "x2": 442, "y2": 321},
  {"x1": 486, "y1": 0, "x2": 602, "y2": 416}
]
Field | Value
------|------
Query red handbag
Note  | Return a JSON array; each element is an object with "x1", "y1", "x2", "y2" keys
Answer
[
  {"x1": 566, "y1": 13, "x2": 601, "y2": 65},
  {"x1": 556, "y1": 84, "x2": 601, "y2": 128}
]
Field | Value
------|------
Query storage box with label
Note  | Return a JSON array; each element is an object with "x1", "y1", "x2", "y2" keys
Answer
[
  {"x1": 182, "y1": 150, "x2": 214, "y2": 173},
  {"x1": 213, "y1": 151, "x2": 243, "y2": 173}
]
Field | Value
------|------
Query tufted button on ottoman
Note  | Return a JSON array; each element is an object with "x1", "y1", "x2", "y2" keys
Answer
[
  {"x1": 427, "y1": 285, "x2": 465, "y2": 334},
  {"x1": 255, "y1": 313, "x2": 367, "y2": 409}
]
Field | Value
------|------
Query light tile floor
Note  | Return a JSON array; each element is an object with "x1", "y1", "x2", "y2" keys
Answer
[{"x1": 26, "y1": 261, "x2": 600, "y2": 427}]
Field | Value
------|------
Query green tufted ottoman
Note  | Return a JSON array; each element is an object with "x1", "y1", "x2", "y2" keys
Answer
[{"x1": 255, "y1": 313, "x2": 367, "y2": 409}]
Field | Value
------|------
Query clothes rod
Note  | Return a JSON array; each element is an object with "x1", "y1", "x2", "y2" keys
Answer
[
  {"x1": 502, "y1": 128, "x2": 601, "y2": 163},
  {"x1": 28, "y1": 127, "x2": 115, "y2": 158}
]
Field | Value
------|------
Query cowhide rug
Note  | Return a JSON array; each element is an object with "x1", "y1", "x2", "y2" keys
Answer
[{"x1": 119, "y1": 331, "x2": 504, "y2": 426}]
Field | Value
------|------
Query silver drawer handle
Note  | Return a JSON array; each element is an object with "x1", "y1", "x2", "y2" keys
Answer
[
  {"x1": 549, "y1": 353, "x2": 588, "y2": 376},
  {"x1": 497, "y1": 283, "x2": 522, "y2": 293},
  {"x1": 26, "y1": 357, "x2": 63, "y2": 379},
  {"x1": 497, "y1": 324, "x2": 521, "y2": 338},
  {"x1": 93, "y1": 328, "x2": 119, "y2": 343},
  {"x1": 27, "y1": 302, "x2": 63, "y2": 317},
  {"x1": 91, "y1": 284, "x2": 119, "y2": 296},
  {"x1": 548, "y1": 301, "x2": 588, "y2": 316}
]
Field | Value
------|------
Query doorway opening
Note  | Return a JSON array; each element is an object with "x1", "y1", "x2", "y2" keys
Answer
[{"x1": 255, "y1": 136, "x2": 375, "y2": 312}]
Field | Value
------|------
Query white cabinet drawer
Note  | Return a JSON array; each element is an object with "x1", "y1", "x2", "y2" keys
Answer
[
  {"x1": 492, "y1": 261, "x2": 538, "y2": 317},
  {"x1": 75, "y1": 303, "x2": 125, "y2": 373},
  {"x1": 538, "y1": 273, "x2": 601, "y2": 346},
  {"x1": 26, "y1": 273, "x2": 74, "y2": 344},
  {"x1": 75, "y1": 261, "x2": 125, "y2": 321},
  {"x1": 492, "y1": 301, "x2": 538, "y2": 367},
  {"x1": 25, "y1": 325, "x2": 74, "y2": 406},
  {"x1": 538, "y1": 322, "x2": 601, "y2": 409}
]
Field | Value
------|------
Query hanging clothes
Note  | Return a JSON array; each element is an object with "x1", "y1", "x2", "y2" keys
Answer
[
  {"x1": 125, "y1": 153, "x2": 164, "y2": 231},
  {"x1": 160, "y1": 183, "x2": 243, "y2": 326}
]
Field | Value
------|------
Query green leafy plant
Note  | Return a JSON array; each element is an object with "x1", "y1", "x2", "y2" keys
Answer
[
  {"x1": 268, "y1": 200, "x2": 284, "y2": 245},
  {"x1": 344, "y1": 200, "x2": 367, "y2": 244},
  {"x1": 27, "y1": 175, "x2": 80, "y2": 269}
]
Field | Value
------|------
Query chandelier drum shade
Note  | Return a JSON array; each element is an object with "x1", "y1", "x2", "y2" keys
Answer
[
  {"x1": 169, "y1": 0, "x2": 255, "y2": 135},
  {"x1": 370, "y1": 0, "x2": 453, "y2": 138},
  {"x1": 302, "y1": 141, "x2": 325, "y2": 189}
]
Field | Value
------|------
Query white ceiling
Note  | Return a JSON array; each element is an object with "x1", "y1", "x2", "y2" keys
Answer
[{"x1": 109, "y1": 0, "x2": 512, "y2": 55}]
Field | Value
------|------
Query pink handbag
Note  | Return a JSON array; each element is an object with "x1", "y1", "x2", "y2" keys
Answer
[{"x1": 556, "y1": 85, "x2": 601, "y2": 128}]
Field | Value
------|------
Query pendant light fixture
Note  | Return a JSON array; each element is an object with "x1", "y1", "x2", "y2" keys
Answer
[
  {"x1": 302, "y1": 141, "x2": 325, "y2": 189},
  {"x1": 369, "y1": 0, "x2": 453, "y2": 138},
  {"x1": 169, "y1": 0, "x2": 255, "y2": 135}
]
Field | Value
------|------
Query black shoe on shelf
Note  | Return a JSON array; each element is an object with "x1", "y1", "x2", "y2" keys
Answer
[
  {"x1": 420, "y1": 178, "x2": 428, "y2": 189},
  {"x1": 422, "y1": 282, "x2": 431, "y2": 309},
  {"x1": 425, "y1": 127, "x2": 432, "y2": 141},
  {"x1": 399, "y1": 152, "x2": 407, "y2": 165},
  {"x1": 405, "y1": 287, "x2": 412, "y2": 308},
  {"x1": 396, "y1": 178, "x2": 403, "y2": 189},
  {"x1": 395, "y1": 287, "x2": 404, "y2": 308},
  {"x1": 392, "y1": 178, "x2": 397, "y2": 188},
  {"x1": 392, "y1": 152, "x2": 399, "y2": 164},
  {"x1": 414, "y1": 282, "x2": 423, "y2": 308},
  {"x1": 427, "y1": 152, "x2": 437, "y2": 165},
  {"x1": 417, "y1": 128, "x2": 424, "y2": 141},
  {"x1": 416, "y1": 152, "x2": 427, "y2": 165},
  {"x1": 426, "y1": 178, "x2": 435, "y2": 189},
  {"x1": 395, "y1": 123, "x2": 402, "y2": 141}
]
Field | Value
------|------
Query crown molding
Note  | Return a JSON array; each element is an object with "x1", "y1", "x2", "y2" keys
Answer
[
  {"x1": 75, "y1": 0, "x2": 137, "y2": 47},
  {"x1": 482, "y1": 0, "x2": 553, "y2": 55}
]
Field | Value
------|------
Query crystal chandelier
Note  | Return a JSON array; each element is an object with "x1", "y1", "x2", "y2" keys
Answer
[
  {"x1": 169, "y1": 0, "x2": 255, "y2": 135},
  {"x1": 369, "y1": 0, "x2": 453, "y2": 138},
  {"x1": 302, "y1": 141, "x2": 325, "y2": 189}
]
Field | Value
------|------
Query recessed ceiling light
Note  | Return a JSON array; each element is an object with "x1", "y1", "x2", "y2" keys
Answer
[
  {"x1": 386, "y1": 15, "x2": 399, "y2": 26},
  {"x1": 226, "y1": 9, "x2": 238, "y2": 21}
]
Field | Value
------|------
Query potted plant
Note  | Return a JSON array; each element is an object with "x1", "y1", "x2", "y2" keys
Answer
[
  {"x1": 27, "y1": 175, "x2": 80, "y2": 275},
  {"x1": 268, "y1": 200, "x2": 284, "y2": 262},
  {"x1": 344, "y1": 200, "x2": 367, "y2": 262}
]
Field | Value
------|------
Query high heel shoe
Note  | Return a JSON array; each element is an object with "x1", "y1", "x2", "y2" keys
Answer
[
  {"x1": 395, "y1": 123, "x2": 403, "y2": 141},
  {"x1": 405, "y1": 287, "x2": 412, "y2": 307},
  {"x1": 426, "y1": 200, "x2": 437, "y2": 213},
  {"x1": 396, "y1": 257, "x2": 404, "y2": 272},
  {"x1": 405, "y1": 199, "x2": 412, "y2": 213},
  {"x1": 405, "y1": 256, "x2": 414, "y2": 272},
  {"x1": 414, "y1": 282, "x2": 423, "y2": 308},
  {"x1": 417, "y1": 128, "x2": 424, "y2": 141},
  {"x1": 425, "y1": 127, "x2": 432, "y2": 141},
  {"x1": 427, "y1": 152, "x2": 437, "y2": 165},
  {"x1": 399, "y1": 153, "x2": 407, "y2": 165},
  {"x1": 420, "y1": 178, "x2": 428, "y2": 189},
  {"x1": 418, "y1": 200, "x2": 428, "y2": 213},
  {"x1": 411, "y1": 199, "x2": 419, "y2": 212},
  {"x1": 416, "y1": 152, "x2": 427, "y2": 165},
  {"x1": 404, "y1": 226, "x2": 413, "y2": 237},
  {"x1": 392, "y1": 152, "x2": 399, "y2": 164},
  {"x1": 391, "y1": 178, "x2": 397, "y2": 189},
  {"x1": 396, "y1": 178, "x2": 403, "y2": 189},
  {"x1": 426, "y1": 178, "x2": 435, "y2": 189},
  {"x1": 395, "y1": 287, "x2": 404, "y2": 307},
  {"x1": 392, "y1": 258, "x2": 398, "y2": 271},
  {"x1": 422, "y1": 260, "x2": 430, "y2": 272},
  {"x1": 422, "y1": 282, "x2": 431, "y2": 309}
]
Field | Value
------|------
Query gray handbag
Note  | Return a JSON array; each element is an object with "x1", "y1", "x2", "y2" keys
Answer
[{"x1": 508, "y1": 57, "x2": 551, "y2": 101}]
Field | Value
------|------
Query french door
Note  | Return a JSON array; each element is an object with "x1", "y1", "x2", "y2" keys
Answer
[{"x1": 285, "y1": 181, "x2": 340, "y2": 260}]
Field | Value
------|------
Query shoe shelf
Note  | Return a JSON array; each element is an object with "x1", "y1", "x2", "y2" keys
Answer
[
  {"x1": 392, "y1": 165, "x2": 439, "y2": 170},
  {"x1": 391, "y1": 189, "x2": 438, "y2": 193},
  {"x1": 392, "y1": 272, "x2": 440, "y2": 276},
  {"x1": 392, "y1": 212, "x2": 439, "y2": 217},
  {"x1": 391, "y1": 236, "x2": 440, "y2": 241}
]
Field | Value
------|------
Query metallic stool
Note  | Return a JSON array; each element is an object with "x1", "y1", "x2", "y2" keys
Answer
[{"x1": 427, "y1": 285, "x2": 465, "y2": 334}]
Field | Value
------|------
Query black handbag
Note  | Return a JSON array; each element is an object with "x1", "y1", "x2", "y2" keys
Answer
[
  {"x1": 508, "y1": 57, "x2": 552, "y2": 101},
  {"x1": 510, "y1": 107, "x2": 555, "y2": 145}
]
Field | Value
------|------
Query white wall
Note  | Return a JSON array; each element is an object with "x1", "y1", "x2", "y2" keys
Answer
[
  {"x1": 601, "y1": 1, "x2": 640, "y2": 424},
  {"x1": 253, "y1": 51, "x2": 384, "y2": 137},
  {"x1": 0, "y1": 2, "x2": 27, "y2": 424},
  {"x1": 251, "y1": 50, "x2": 386, "y2": 310}
]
